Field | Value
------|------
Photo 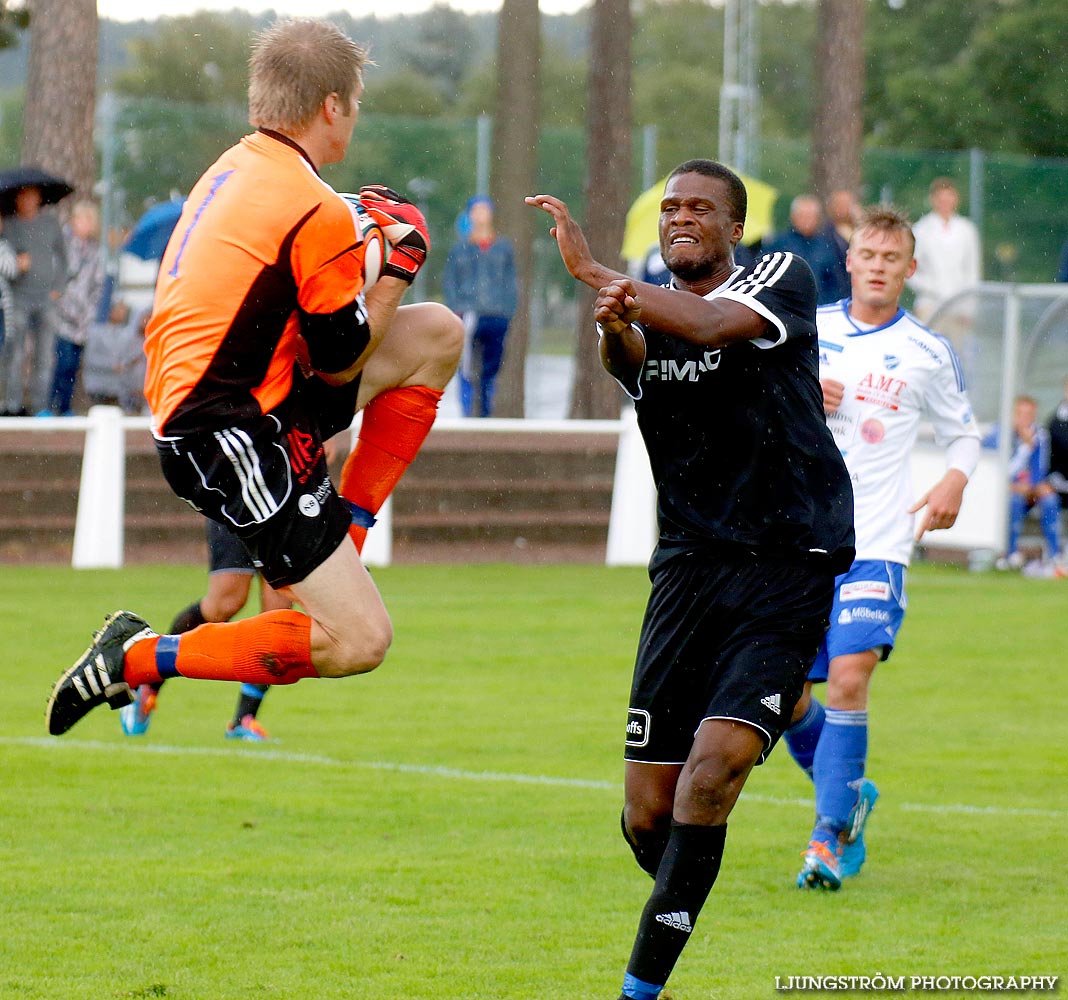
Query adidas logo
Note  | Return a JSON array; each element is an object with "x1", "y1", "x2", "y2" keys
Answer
[
  {"x1": 655, "y1": 910, "x2": 693, "y2": 932},
  {"x1": 760, "y1": 692, "x2": 782, "y2": 715}
]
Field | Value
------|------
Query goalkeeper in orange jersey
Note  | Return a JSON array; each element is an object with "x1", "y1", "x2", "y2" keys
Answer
[{"x1": 46, "y1": 17, "x2": 462, "y2": 736}]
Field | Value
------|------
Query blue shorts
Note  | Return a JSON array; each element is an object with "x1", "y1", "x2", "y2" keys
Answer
[{"x1": 808, "y1": 560, "x2": 907, "y2": 682}]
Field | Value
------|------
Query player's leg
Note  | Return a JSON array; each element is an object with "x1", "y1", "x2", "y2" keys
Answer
[
  {"x1": 784, "y1": 679, "x2": 825, "y2": 780},
  {"x1": 46, "y1": 406, "x2": 392, "y2": 736},
  {"x1": 122, "y1": 519, "x2": 261, "y2": 737},
  {"x1": 806, "y1": 649, "x2": 879, "y2": 881},
  {"x1": 1034, "y1": 484, "x2": 1062, "y2": 559},
  {"x1": 226, "y1": 577, "x2": 291, "y2": 742},
  {"x1": 618, "y1": 556, "x2": 828, "y2": 1000},
  {"x1": 619, "y1": 719, "x2": 760, "y2": 1000},
  {"x1": 338, "y1": 302, "x2": 462, "y2": 551},
  {"x1": 1003, "y1": 489, "x2": 1029, "y2": 564},
  {"x1": 800, "y1": 559, "x2": 905, "y2": 885},
  {"x1": 475, "y1": 316, "x2": 509, "y2": 417}
]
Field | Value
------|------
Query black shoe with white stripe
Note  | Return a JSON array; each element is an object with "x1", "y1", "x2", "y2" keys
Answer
[{"x1": 46, "y1": 611, "x2": 157, "y2": 736}]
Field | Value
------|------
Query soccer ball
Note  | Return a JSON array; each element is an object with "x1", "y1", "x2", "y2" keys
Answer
[{"x1": 338, "y1": 192, "x2": 387, "y2": 291}]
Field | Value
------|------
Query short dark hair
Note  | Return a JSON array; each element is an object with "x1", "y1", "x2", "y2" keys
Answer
[{"x1": 667, "y1": 159, "x2": 747, "y2": 225}]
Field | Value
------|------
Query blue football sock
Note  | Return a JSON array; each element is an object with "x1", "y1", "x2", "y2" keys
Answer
[
  {"x1": 784, "y1": 697, "x2": 825, "y2": 779},
  {"x1": 1039, "y1": 493, "x2": 1062, "y2": 555},
  {"x1": 813, "y1": 708, "x2": 868, "y2": 831},
  {"x1": 621, "y1": 973, "x2": 662, "y2": 1000},
  {"x1": 1008, "y1": 493, "x2": 1028, "y2": 554}
]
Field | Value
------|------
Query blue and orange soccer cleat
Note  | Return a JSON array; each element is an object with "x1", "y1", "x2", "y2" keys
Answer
[
  {"x1": 840, "y1": 778, "x2": 880, "y2": 879},
  {"x1": 797, "y1": 838, "x2": 842, "y2": 891},
  {"x1": 225, "y1": 715, "x2": 272, "y2": 742},
  {"x1": 119, "y1": 685, "x2": 158, "y2": 736}
]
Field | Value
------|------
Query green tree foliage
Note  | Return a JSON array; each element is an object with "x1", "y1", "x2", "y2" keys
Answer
[
  {"x1": 113, "y1": 12, "x2": 255, "y2": 106},
  {"x1": 394, "y1": 2, "x2": 477, "y2": 100},
  {"x1": 865, "y1": 0, "x2": 1068, "y2": 158},
  {"x1": 362, "y1": 67, "x2": 449, "y2": 118}
]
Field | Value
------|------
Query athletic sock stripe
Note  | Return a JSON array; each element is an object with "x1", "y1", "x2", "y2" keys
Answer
[{"x1": 155, "y1": 635, "x2": 181, "y2": 679}]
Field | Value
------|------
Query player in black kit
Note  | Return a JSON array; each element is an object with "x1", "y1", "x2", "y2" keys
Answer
[{"x1": 528, "y1": 160, "x2": 854, "y2": 1000}]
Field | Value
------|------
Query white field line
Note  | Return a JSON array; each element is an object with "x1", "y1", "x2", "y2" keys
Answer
[{"x1": 4, "y1": 736, "x2": 1066, "y2": 820}]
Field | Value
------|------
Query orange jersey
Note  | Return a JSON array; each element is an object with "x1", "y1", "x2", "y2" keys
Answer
[{"x1": 145, "y1": 130, "x2": 371, "y2": 436}]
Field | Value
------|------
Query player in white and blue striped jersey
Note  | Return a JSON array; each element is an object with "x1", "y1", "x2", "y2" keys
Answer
[{"x1": 785, "y1": 205, "x2": 981, "y2": 890}]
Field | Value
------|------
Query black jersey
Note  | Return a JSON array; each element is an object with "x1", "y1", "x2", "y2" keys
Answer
[{"x1": 627, "y1": 251, "x2": 854, "y2": 572}]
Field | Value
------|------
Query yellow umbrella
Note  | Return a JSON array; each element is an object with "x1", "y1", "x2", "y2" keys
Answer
[{"x1": 621, "y1": 170, "x2": 778, "y2": 262}]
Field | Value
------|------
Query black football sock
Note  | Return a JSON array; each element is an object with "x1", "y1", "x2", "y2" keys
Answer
[
  {"x1": 233, "y1": 684, "x2": 269, "y2": 724},
  {"x1": 624, "y1": 822, "x2": 727, "y2": 993},
  {"x1": 169, "y1": 600, "x2": 207, "y2": 635}
]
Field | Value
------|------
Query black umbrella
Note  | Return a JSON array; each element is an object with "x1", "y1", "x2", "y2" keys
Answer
[{"x1": 0, "y1": 165, "x2": 74, "y2": 216}]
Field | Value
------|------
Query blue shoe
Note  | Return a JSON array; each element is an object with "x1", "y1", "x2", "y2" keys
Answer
[
  {"x1": 841, "y1": 778, "x2": 879, "y2": 879},
  {"x1": 225, "y1": 714, "x2": 272, "y2": 742},
  {"x1": 796, "y1": 838, "x2": 842, "y2": 891},
  {"x1": 119, "y1": 684, "x2": 157, "y2": 736},
  {"x1": 35, "y1": 408, "x2": 54, "y2": 418}
]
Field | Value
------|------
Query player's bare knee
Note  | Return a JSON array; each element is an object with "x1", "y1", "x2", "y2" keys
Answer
[
  {"x1": 425, "y1": 302, "x2": 464, "y2": 367},
  {"x1": 624, "y1": 799, "x2": 671, "y2": 842},
  {"x1": 678, "y1": 750, "x2": 754, "y2": 821},
  {"x1": 316, "y1": 615, "x2": 393, "y2": 677},
  {"x1": 343, "y1": 617, "x2": 393, "y2": 675}
]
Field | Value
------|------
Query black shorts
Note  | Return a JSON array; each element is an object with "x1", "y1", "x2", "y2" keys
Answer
[
  {"x1": 625, "y1": 550, "x2": 835, "y2": 765},
  {"x1": 206, "y1": 518, "x2": 256, "y2": 575},
  {"x1": 156, "y1": 393, "x2": 351, "y2": 590}
]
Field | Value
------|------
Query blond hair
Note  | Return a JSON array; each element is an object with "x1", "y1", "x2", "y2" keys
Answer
[
  {"x1": 851, "y1": 204, "x2": 915, "y2": 256},
  {"x1": 248, "y1": 18, "x2": 368, "y2": 133}
]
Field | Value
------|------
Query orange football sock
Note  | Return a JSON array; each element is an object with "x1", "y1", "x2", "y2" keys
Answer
[
  {"x1": 123, "y1": 611, "x2": 318, "y2": 687},
  {"x1": 339, "y1": 385, "x2": 443, "y2": 552}
]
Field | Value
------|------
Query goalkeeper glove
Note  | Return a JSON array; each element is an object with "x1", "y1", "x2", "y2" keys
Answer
[{"x1": 358, "y1": 185, "x2": 430, "y2": 283}]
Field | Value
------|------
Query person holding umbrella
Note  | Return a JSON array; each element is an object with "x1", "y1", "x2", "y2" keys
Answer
[{"x1": 0, "y1": 167, "x2": 72, "y2": 417}]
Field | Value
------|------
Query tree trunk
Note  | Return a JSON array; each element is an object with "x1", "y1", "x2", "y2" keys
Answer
[
  {"x1": 490, "y1": 0, "x2": 541, "y2": 418},
  {"x1": 570, "y1": 0, "x2": 632, "y2": 420},
  {"x1": 812, "y1": 0, "x2": 864, "y2": 200},
  {"x1": 21, "y1": 0, "x2": 98, "y2": 205}
]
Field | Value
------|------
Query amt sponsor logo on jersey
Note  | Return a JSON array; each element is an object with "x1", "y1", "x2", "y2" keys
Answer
[
  {"x1": 644, "y1": 350, "x2": 721, "y2": 382},
  {"x1": 854, "y1": 372, "x2": 907, "y2": 411}
]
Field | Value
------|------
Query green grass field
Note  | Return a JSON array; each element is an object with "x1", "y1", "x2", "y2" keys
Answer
[{"x1": 1, "y1": 562, "x2": 1065, "y2": 999}]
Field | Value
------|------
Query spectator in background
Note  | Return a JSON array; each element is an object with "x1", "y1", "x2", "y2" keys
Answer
[
  {"x1": 985, "y1": 394, "x2": 1062, "y2": 571},
  {"x1": 44, "y1": 200, "x2": 105, "y2": 416},
  {"x1": 1046, "y1": 377, "x2": 1068, "y2": 511},
  {"x1": 908, "y1": 177, "x2": 981, "y2": 345},
  {"x1": 0, "y1": 184, "x2": 68, "y2": 416},
  {"x1": 822, "y1": 189, "x2": 861, "y2": 303},
  {"x1": 1055, "y1": 239, "x2": 1068, "y2": 283},
  {"x1": 765, "y1": 193, "x2": 841, "y2": 305},
  {"x1": 0, "y1": 216, "x2": 17, "y2": 360},
  {"x1": 82, "y1": 300, "x2": 149, "y2": 414},
  {"x1": 443, "y1": 196, "x2": 517, "y2": 417}
]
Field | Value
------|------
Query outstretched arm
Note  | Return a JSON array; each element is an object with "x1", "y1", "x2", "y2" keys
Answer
[{"x1": 527, "y1": 193, "x2": 771, "y2": 350}]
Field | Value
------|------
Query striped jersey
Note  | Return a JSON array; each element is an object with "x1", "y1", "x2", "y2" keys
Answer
[
  {"x1": 817, "y1": 299, "x2": 979, "y2": 564},
  {"x1": 627, "y1": 251, "x2": 855, "y2": 572},
  {"x1": 145, "y1": 130, "x2": 373, "y2": 437}
]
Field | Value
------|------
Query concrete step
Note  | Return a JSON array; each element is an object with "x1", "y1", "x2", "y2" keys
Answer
[{"x1": 0, "y1": 424, "x2": 623, "y2": 564}]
